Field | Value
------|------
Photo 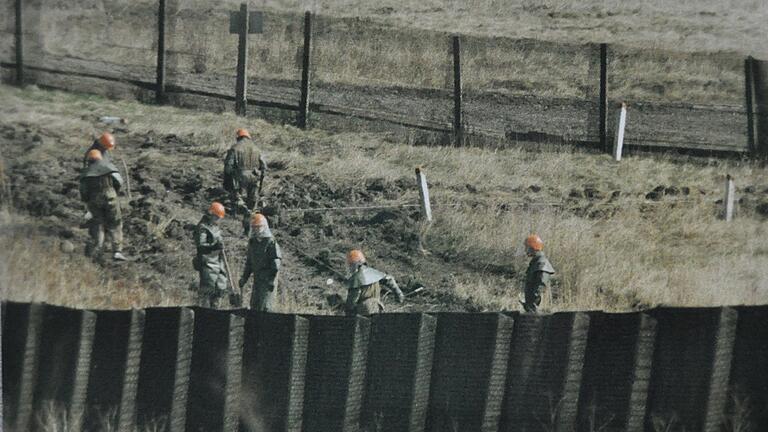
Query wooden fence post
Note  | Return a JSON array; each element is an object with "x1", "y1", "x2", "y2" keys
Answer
[
  {"x1": 15, "y1": 0, "x2": 23, "y2": 85},
  {"x1": 156, "y1": 0, "x2": 167, "y2": 103},
  {"x1": 415, "y1": 166, "x2": 432, "y2": 222},
  {"x1": 297, "y1": 11, "x2": 312, "y2": 129},
  {"x1": 599, "y1": 43, "x2": 608, "y2": 151},
  {"x1": 452, "y1": 35, "x2": 463, "y2": 146},
  {"x1": 235, "y1": 3, "x2": 249, "y2": 116},
  {"x1": 613, "y1": 102, "x2": 627, "y2": 161},
  {"x1": 724, "y1": 175, "x2": 735, "y2": 222}
]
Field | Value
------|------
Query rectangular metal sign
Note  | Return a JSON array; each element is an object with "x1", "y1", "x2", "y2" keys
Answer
[{"x1": 229, "y1": 10, "x2": 264, "y2": 34}]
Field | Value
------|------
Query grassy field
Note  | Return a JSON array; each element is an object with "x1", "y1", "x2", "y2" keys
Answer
[
  {"x1": 1, "y1": 84, "x2": 767, "y2": 313},
  {"x1": 266, "y1": 0, "x2": 768, "y2": 57}
]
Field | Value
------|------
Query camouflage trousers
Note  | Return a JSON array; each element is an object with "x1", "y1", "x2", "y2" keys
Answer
[{"x1": 86, "y1": 197, "x2": 123, "y2": 254}]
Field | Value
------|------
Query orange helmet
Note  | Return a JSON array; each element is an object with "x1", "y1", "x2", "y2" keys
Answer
[
  {"x1": 86, "y1": 149, "x2": 103, "y2": 161},
  {"x1": 525, "y1": 234, "x2": 544, "y2": 252},
  {"x1": 236, "y1": 128, "x2": 251, "y2": 139},
  {"x1": 250, "y1": 213, "x2": 268, "y2": 228},
  {"x1": 208, "y1": 201, "x2": 226, "y2": 219},
  {"x1": 98, "y1": 132, "x2": 115, "y2": 150},
  {"x1": 347, "y1": 249, "x2": 366, "y2": 265}
]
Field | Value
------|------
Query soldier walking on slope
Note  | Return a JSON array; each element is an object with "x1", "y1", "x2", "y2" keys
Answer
[
  {"x1": 223, "y1": 128, "x2": 267, "y2": 236},
  {"x1": 79, "y1": 149, "x2": 126, "y2": 260},
  {"x1": 194, "y1": 202, "x2": 231, "y2": 308},
  {"x1": 522, "y1": 234, "x2": 555, "y2": 313},
  {"x1": 239, "y1": 213, "x2": 282, "y2": 311},
  {"x1": 344, "y1": 249, "x2": 404, "y2": 316}
]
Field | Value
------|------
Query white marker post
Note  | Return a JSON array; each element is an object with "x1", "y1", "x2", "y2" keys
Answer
[
  {"x1": 613, "y1": 102, "x2": 627, "y2": 161},
  {"x1": 415, "y1": 166, "x2": 432, "y2": 222},
  {"x1": 724, "y1": 174, "x2": 735, "y2": 222}
]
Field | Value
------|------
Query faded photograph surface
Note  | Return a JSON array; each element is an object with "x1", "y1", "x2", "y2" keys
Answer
[{"x1": 1, "y1": 1, "x2": 767, "y2": 431}]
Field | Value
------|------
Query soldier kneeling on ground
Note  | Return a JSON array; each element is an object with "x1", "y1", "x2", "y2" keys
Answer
[
  {"x1": 79, "y1": 149, "x2": 126, "y2": 261},
  {"x1": 522, "y1": 234, "x2": 555, "y2": 313},
  {"x1": 239, "y1": 213, "x2": 281, "y2": 312},
  {"x1": 194, "y1": 202, "x2": 232, "y2": 308},
  {"x1": 344, "y1": 249, "x2": 404, "y2": 316}
]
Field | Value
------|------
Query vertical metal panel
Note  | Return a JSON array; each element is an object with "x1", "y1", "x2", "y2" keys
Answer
[
  {"x1": 186, "y1": 308, "x2": 244, "y2": 432},
  {"x1": 136, "y1": 308, "x2": 195, "y2": 432},
  {"x1": 646, "y1": 308, "x2": 724, "y2": 431},
  {"x1": 729, "y1": 306, "x2": 768, "y2": 431},
  {"x1": 427, "y1": 313, "x2": 513, "y2": 432},
  {"x1": 702, "y1": 308, "x2": 738, "y2": 432},
  {"x1": 117, "y1": 309, "x2": 145, "y2": 432},
  {"x1": 32, "y1": 306, "x2": 95, "y2": 431},
  {"x1": 554, "y1": 313, "x2": 590, "y2": 431},
  {"x1": 577, "y1": 312, "x2": 656, "y2": 432},
  {"x1": 86, "y1": 310, "x2": 142, "y2": 431},
  {"x1": 625, "y1": 313, "x2": 656, "y2": 432},
  {"x1": 241, "y1": 313, "x2": 308, "y2": 432},
  {"x1": 365, "y1": 314, "x2": 437, "y2": 432},
  {"x1": 303, "y1": 316, "x2": 370, "y2": 432},
  {"x1": 503, "y1": 313, "x2": 588, "y2": 432},
  {"x1": 2, "y1": 302, "x2": 43, "y2": 432}
]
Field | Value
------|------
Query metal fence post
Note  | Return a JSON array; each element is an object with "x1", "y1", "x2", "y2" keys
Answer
[
  {"x1": 235, "y1": 3, "x2": 249, "y2": 116},
  {"x1": 15, "y1": 0, "x2": 23, "y2": 86},
  {"x1": 297, "y1": 11, "x2": 312, "y2": 129},
  {"x1": 156, "y1": 0, "x2": 167, "y2": 103},
  {"x1": 452, "y1": 35, "x2": 463, "y2": 146},
  {"x1": 599, "y1": 43, "x2": 608, "y2": 151}
]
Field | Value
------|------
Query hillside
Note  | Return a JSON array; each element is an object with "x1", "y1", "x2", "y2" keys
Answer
[{"x1": 1, "y1": 84, "x2": 767, "y2": 313}]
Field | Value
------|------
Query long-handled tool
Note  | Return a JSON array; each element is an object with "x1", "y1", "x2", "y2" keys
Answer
[
  {"x1": 119, "y1": 157, "x2": 133, "y2": 201},
  {"x1": 221, "y1": 245, "x2": 242, "y2": 307}
]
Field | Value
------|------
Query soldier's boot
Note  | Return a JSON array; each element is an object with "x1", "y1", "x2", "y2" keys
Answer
[
  {"x1": 523, "y1": 291, "x2": 541, "y2": 313},
  {"x1": 86, "y1": 224, "x2": 105, "y2": 257}
]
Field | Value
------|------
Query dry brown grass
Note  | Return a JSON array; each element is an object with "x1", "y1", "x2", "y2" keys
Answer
[
  {"x1": 0, "y1": 213, "x2": 196, "y2": 310},
  {"x1": 1, "y1": 84, "x2": 767, "y2": 312}
]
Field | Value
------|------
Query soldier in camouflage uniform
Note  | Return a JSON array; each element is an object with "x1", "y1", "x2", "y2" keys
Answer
[
  {"x1": 194, "y1": 202, "x2": 230, "y2": 307},
  {"x1": 522, "y1": 234, "x2": 555, "y2": 313},
  {"x1": 82, "y1": 132, "x2": 115, "y2": 168},
  {"x1": 239, "y1": 213, "x2": 281, "y2": 311},
  {"x1": 344, "y1": 249, "x2": 404, "y2": 316},
  {"x1": 223, "y1": 128, "x2": 267, "y2": 236},
  {"x1": 79, "y1": 149, "x2": 126, "y2": 260}
]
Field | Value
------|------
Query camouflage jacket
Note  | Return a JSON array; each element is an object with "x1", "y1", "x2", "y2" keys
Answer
[
  {"x1": 79, "y1": 159, "x2": 123, "y2": 202},
  {"x1": 223, "y1": 139, "x2": 266, "y2": 191}
]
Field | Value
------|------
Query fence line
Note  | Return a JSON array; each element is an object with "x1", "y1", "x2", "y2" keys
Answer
[
  {"x1": 3, "y1": 302, "x2": 768, "y2": 431},
  {"x1": 5, "y1": 1, "x2": 767, "y2": 156}
]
